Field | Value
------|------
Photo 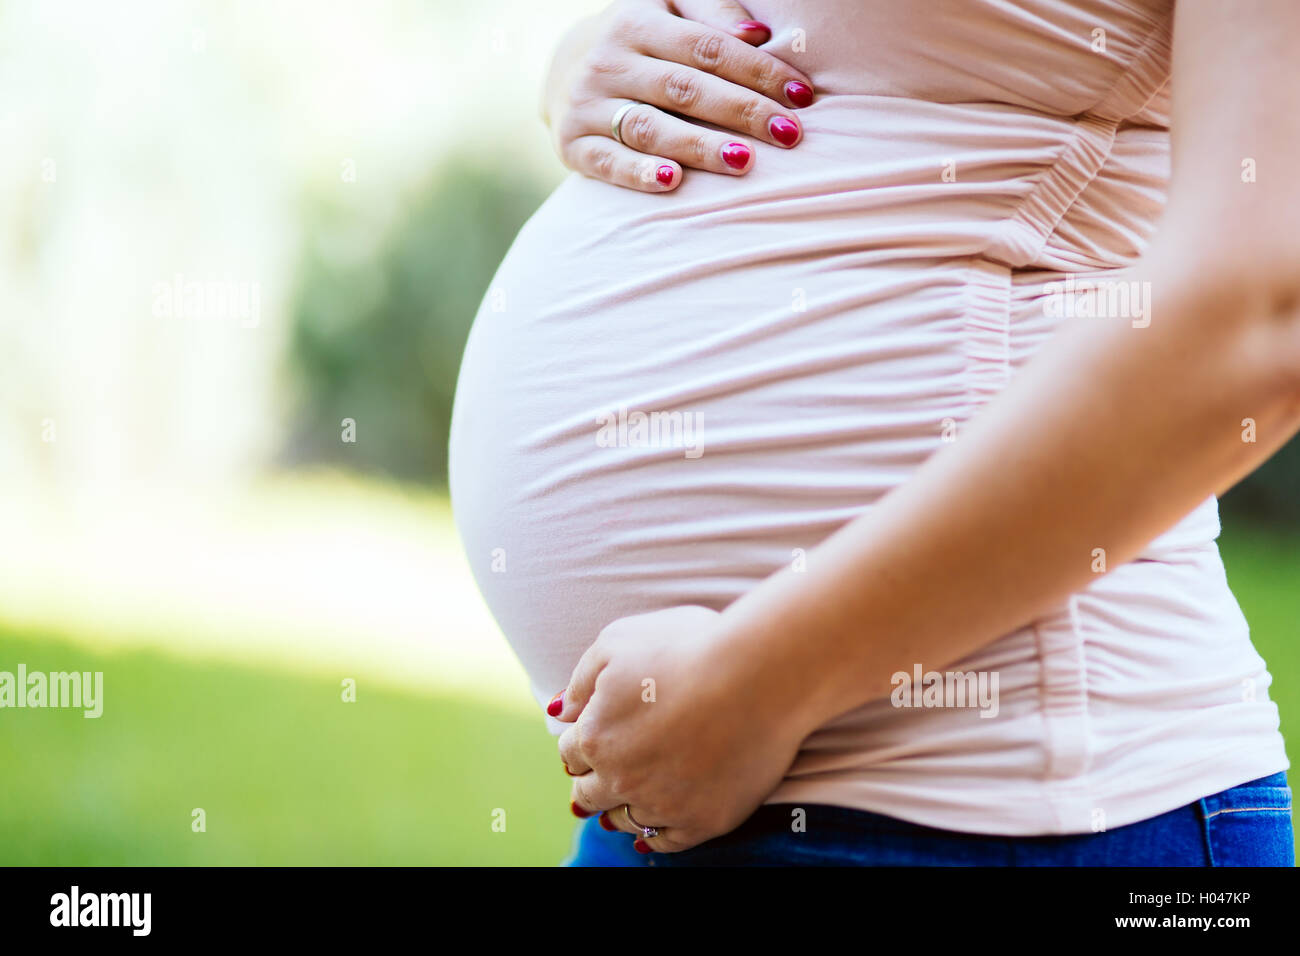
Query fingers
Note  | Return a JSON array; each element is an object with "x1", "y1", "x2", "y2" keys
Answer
[
  {"x1": 602, "y1": 56, "x2": 804, "y2": 149},
  {"x1": 571, "y1": 776, "x2": 670, "y2": 845},
  {"x1": 569, "y1": 770, "x2": 623, "y2": 816},
  {"x1": 598, "y1": 804, "x2": 637, "y2": 834},
  {"x1": 671, "y1": 1, "x2": 771, "y2": 44},
  {"x1": 589, "y1": 798, "x2": 697, "y2": 856},
  {"x1": 557, "y1": 723, "x2": 592, "y2": 776},
  {"x1": 640, "y1": 15, "x2": 813, "y2": 110},
  {"x1": 552, "y1": 635, "x2": 610, "y2": 721},
  {"x1": 598, "y1": 802, "x2": 665, "y2": 836},
  {"x1": 634, "y1": 827, "x2": 698, "y2": 853},
  {"x1": 561, "y1": 134, "x2": 682, "y2": 192},
  {"x1": 601, "y1": 100, "x2": 756, "y2": 174},
  {"x1": 551, "y1": 0, "x2": 814, "y2": 190}
]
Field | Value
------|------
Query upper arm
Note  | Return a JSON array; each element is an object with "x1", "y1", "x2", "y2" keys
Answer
[{"x1": 1162, "y1": 0, "x2": 1300, "y2": 288}]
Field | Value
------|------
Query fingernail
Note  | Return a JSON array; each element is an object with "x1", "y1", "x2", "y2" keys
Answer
[
  {"x1": 546, "y1": 692, "x2": 563, "y2": 717},
  {"x1": 571, "y1": 801, "x2": 593, "y2": 819},
  {"x1": 633, "y1": 839, "x2": 652, "y2": 853},
  {"x1": 721, "y1": 142, "x2": 751, "y2": 170},
  {"x1": 563, "y1": 762, "x2": 577, "y2": 777},
  {"x1": 656, "y1": 164, "x2": 675, "y2": 186},
  {"x1": 735, "y1": 20, "x2": 771, "y2": 43},
  {"x1": 598, "y1": 813, "x2": 617, "y2": 832},
  {"x1": 769, "y1": 116, "x2": 800, "y2": 147},
  {"x1": 784, "y1": 80, "x2": 814, "y2": 108}
]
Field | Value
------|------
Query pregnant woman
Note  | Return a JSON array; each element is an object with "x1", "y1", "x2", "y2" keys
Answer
[{"x1": 449, "y1": 0, "x2": 1298, "y2": 865}]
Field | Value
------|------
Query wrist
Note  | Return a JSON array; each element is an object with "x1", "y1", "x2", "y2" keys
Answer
[{"x1": 710, "y1": 565, "x2": 859, "y2": 743}]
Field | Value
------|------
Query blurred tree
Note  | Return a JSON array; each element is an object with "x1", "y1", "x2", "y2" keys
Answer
[
  {"x1": 282, "y1": 159, "x2": 548, "y2": 484},
  {"x1": 1221, "y1": 435, "x2": 1300, "y2": 528}
]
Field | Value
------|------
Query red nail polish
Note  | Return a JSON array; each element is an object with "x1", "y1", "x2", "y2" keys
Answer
[
  {"x1": 571, "y1": 801, "x2": 593, "y2": 819},
  {"x1": 598, "y1": 813, "x2": 617, "y2": 832},
  {"x1": 656, "y1": 164, "x2": 675, "y2": 186},
  {"x1": 735, "y1": 20, "x2": 771, "y2": 43},
  {"x1": 633, "y1": 839, "x2": 652, "y2": 854},
  {"x1": 784, "y1": 81, "x2": 814, "y2": 108},
  {"x1": 721, "y1": 142, "x2": 751, "y2": 170},
  {"x1": 547, "y1": 692, "x2": 563, "y2": 717},
  {"x1": 563, "y1": 762, "x2": 577, "y2": 776},
  {"x1": 769, "y1": 116, "x2": 799, "y2": 146}
]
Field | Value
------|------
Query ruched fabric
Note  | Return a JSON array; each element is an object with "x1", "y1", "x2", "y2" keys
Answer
[{"x1": 450, "y1": 0, "x2": 1288, "y2": 834}]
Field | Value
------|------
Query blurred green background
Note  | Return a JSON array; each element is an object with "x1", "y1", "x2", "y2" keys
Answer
[{"x1": 1, "y1": 0, "x2": 1295, "y2": 865}]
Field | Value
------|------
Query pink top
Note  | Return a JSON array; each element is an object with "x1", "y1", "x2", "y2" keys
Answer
[{"x1": 450, "y1": 0, "x2": 1288, "y2": 834}]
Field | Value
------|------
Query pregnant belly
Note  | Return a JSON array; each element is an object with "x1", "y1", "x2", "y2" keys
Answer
[
  {"x1": 450, "y1": 99, "x2": 1041, "y2": 698},
  {"x1": 448, "y1": 96, "x2": 1208, "y2": 702}
]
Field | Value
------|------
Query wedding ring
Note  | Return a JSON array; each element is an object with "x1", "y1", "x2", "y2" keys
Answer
[
  {"x1": 623, "y1": 804, "x2": 659, "y2": 839},
  {"x1": 610, "y1": 101, "x2": 643, "y2": 145}
]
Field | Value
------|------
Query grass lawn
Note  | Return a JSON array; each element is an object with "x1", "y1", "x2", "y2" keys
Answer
[
  {"x1": 0, "y1": 629, "x2": 574, "y2": 866},
  {"x1": 0, "y1": 520, "x2": 1294, "y2": 865}
]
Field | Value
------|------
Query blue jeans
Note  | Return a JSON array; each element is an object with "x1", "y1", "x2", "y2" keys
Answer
[{"x1": 563, "y1": 772, "x2": 1294, "y2": 866}]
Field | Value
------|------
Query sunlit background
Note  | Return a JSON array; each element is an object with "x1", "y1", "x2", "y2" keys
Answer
[{"x1": 1, "y1": 0, "x2": 1296, "y2": 865}]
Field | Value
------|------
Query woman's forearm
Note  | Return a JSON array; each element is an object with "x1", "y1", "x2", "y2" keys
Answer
[
  {"x1": 714, "y1": 244, "x2": 1300, "y2": 735},
  {"x1": 711, "y1": 0, "x2": 1300, "y2": 740}
]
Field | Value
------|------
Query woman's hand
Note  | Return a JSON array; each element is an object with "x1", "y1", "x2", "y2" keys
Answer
[
  {"x1": 551, "y1": 605, "x2": 812, "y2": 853},
  {"x1": 543, "y1": 0, "x2": 815, "y2": 192}
]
